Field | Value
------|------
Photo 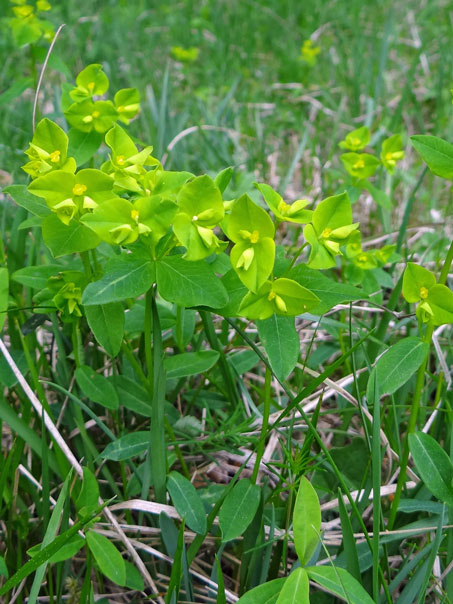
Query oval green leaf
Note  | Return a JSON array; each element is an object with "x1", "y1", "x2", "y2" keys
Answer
[
  {"x1": 164, "y1": 351, "x2": 220, "y2": 379},
  {"x1": 42, "y1": 215, "x2": 100, "y2": 257},
  {"x1": 82, "y1": 256, "x2": 155, "y2": 305},
  {"x1": 167, "y1": 471, "x2": 207, "y2": 535},
  {"x1": 257, "y1": 315, "x2": 299, "y2": 382},
  {"x1": 411, "y1": 135, "x2": 453, "y2": 180},
  {"x1": 307, "y1": 566, "x2": 375, "y2": 604},
  {"x1": 366, "y1": 336, "x2": 428, "y2": 401},
  {"x1": 276, "y1": 568, "x2": 309, "y2": 604},
  {"x1": 157, "y1": 255, "x2": 228, "y2": 308},
  {"x1": 293, "y1": 476, "x2": 321, "y2": 565},
  {"x1": 108, "y1": 375, "x2": 151, "y2": 417},
  {"x1": 409, "y1": 431, "x2": 453, "y2": 506},
  {"x1": 101, "y1": 431, "x2": 149, "y2": 461},
  {"x1": 219, "y1": 479, "x2": 261, "y2": 543},
  {"x1": 236, "y1": 578, "x2": 286, "y2": 604},
  {"x1": 86, "y1": 531, "x2": 126, "y2": 586},
  {"x1": 85, "y1": 302, "x2": 124, "y2": 357},
  {"x1": 75, "y1": 365, "x2": 119, "y2": 410}
]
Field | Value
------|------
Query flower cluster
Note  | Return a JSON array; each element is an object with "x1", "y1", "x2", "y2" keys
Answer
[
  {"x1": 7, "y1": 0, "x2": 54, "y2": 47},
  {"x1": 19, "y1": 63, "x2": 381, "y2": 322},
  {"x1": 63, "y1": 64, "x2": 141, "y2": 134},
  {"x1": 339, "y1": 126, "x2": 405, "y2": 180}
]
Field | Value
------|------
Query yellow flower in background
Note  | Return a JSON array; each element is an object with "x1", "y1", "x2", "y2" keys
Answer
[
  {"x1": 171, "y1": 46, "x2": 200, "y2": 63},
  {"x1": 300, "y1": 39, "x2": 320, "y2": 66}
]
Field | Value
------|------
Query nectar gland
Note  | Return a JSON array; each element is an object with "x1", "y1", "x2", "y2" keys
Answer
[
  {"x1": 72, "y1": 183, "x2": 87, "y2": 196},
  {"x1": 250, "y1": 230, "x2": 260, "y2": 244},
  {"x1": 49, "y1": 150, "x2": 61, "y2": 163},
  {"x1": 419, "y1": 286, "x2": 429, "y2": 300}
]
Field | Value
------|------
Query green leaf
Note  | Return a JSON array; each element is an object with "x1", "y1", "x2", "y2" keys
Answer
[
  {"x1": 167, "y1": 472, "x2": 207, "y2": 534},
  {"x1": 236, "y1": 579, "x2": 286, "y2": 604},
  {"x1": 84, "y1": 302, "x2": 124, "y2": 357},
  {"x1": 0, "y1": 77, "x2": 33, "y2": 108},
  {"x1": 114, "y1": 88, "x2": 141, "y2": 123},
  {"x1": 366, "y1": 337, "x2": 428, "y2": 401},
  {"x1": 101, "y1": 431, "x2": 150, "y2": 461},
  {"x1": 287, "y1": 264, "x2": 364, "y2": 314},
  {"x1": 219, "y1": 479, "x2": 261, "y2": 542},
  {"x1": 230, "y1": 236, "x2": 275, "y2": 293},
  {"x1": 164, "y1": 351, "x2": 220, "y2": 379},
  {"x1": 67, "y1": 128, "x2": 104, "y2": 165},
  {"x1": 4, "y1": 185, "x2": 50, "y2": 217},
  {"x1": 312, "y1": 191, "x2": 354, "y2": 233},
  {"x1": 0, "y1": 556, "x2": 8, "y2": 579},
  {"x1": 409, "y1": 432, "x2": 453, "y2": 506},
  {"x1": 227, "y1": 194, "x2": 275, "y2": 242},
  {"x1": 12, "y1": 264, "x2": 61, "y2": 290},
  {"x1": 257, "y1": 315, "x2": 299, "y2": 381},
  {"x1": 28, "y1": 536, "x2": 85, "y2": 564},
  {"x1": 42, "y1": 215, "x2": 100, "y2": 257},
  {"x1": 402, "y1": 263, "x2": 436, "y2": 303},
  {"x1": 86, "y1": 531, "x2": 126, "y2": 586},
  {"x1": 411, "y1": 135, "x2": 453, "y2": 180},
  {"x1": 124, "y1": 559, "x2": 144, "y2": 591},
  {"x1": 216, "y1": 269, "x2": 248, "y2": 316},
  {"x1": 427, "y1": 284, "x2": 453, "y2": 326},
  {"x1": 72, "y1": 64, "x2": 109, "y2": 99},
  {"x1": 157, "y1": 255, "x2": 228, "y2": 308},
  {"x1": 81, "y1": 197, "x2": 142, "y2": 246},
  {"x1": 307, "y1": 566, "x2": 375, "y2": 603},
  {"x1": 214, "y1": 167, "x2": 233, "y2": 193},
  {"x1": 177, "y1": 174, "x2": 224, "y2": 225},
  {"x1": 276, "y1": 568, "x2": 309, "y2": 603},
  {"x1": 293, "y1": 476, "x2": 321, "y2": 565},
  {"x1": 108, "y1": 375, "x2": 152, "y2": 417},
  {"x1": 75, "y1": 365, "x2": 119, "y2": 409},
  {"x1": 82, "y1": 256, "x2": 155, "y2": 305},
  {"x1": 75, "y1": 467, "x2": 100, "y2": 514}
]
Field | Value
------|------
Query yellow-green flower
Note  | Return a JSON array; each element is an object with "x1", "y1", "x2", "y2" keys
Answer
[{"x1": 300, "y1": 39, "x2": 320, "y2": 66}]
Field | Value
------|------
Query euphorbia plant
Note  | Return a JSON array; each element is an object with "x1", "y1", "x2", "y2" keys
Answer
[
  {"x1": 5, "y1": 65, "x2": 368, "y2": 514},
  {"x1": 4, "y1": 61, "x2": 453, "y2": 601}
]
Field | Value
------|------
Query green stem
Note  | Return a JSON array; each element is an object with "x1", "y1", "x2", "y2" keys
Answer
[
  {"x1": 150, "y1": 290, "x2": 166, "y2": 503},
  {"x1": 388, "y1": 240, "x2": 453, "y2": 529},
  {"x1": 285, "y1": 241, "x2": 309, "y2": 273},
  {"x1": 251, "y1": 366, "x2": 272, "y2": 484},
  {"x1": 226, "y1": 318, "x2": 393, "y2": 601},
  {"x1": 144, "y1": 289, "x2": 153, "y2": 386},
  {"x1": 80, "y1": 251, "x2": 92, "y2": 279},
  {"x1": 200, "y1": 310, "x2": 239, "y2": 406}
]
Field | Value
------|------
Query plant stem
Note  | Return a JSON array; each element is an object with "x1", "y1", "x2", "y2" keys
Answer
[
  {"x1": 388, "y1": 240, "x2": 453, "y2": 529},
  {"x1": 144, "y1": 288, "x2": 153, "y2": 386},
  {"x1": 200, "y1": 310, "x2": 239, "y2": 406},
  {"x1": 285, "y1": 242, "x2": 309, "y2": 273},
  {"x1": 150, "y1": 290, "x2": 167, "y2": 503},
  {"x1": 251, "y1": 366, "x2": 272, "y2": 484}
]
